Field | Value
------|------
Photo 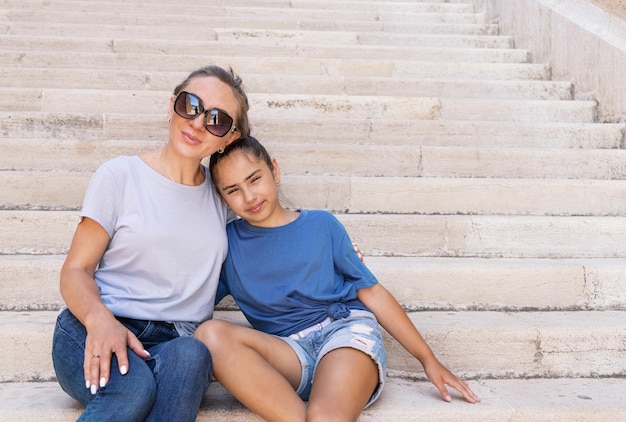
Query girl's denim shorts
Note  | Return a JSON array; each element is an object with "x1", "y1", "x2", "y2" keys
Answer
[{"x1": 280, "y1": 310, "x2": 387, "y2": 408}]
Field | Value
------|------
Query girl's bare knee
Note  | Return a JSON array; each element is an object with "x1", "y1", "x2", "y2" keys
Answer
[{"x1": 194, "y1": 319, "x2": 233, "y2": 349}]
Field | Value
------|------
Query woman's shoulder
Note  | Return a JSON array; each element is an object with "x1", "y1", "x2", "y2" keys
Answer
[
  {"x1": 93, "y1": 156, "x2": 145, "y2": 180},
  {"x1": 98, "y1": 155, "x2": 139, "y2": 171}
]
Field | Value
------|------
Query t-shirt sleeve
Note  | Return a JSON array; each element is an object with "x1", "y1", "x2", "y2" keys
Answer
[
  {"x1": 80, "y1": 162, "x2": 120, "y2": 238},
  {"x1": 328, "y1": 213, "x2": 378, "y2": 290}
]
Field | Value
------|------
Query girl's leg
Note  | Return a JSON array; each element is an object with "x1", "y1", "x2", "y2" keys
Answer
[
  {"x1": 194, "y1": 319, "x2": 306, "y2": 422},
  {"x1": 307, "y1": 348, "x2": 379, "y2": 422},
  {"x1": 144, "y1": 336, "x2": 212, "y2": 422},
  {"x1": 52, "y1": 309, "x2": 156, "y2": 422}
]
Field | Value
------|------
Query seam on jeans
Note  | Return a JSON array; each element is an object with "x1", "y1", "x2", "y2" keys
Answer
[{"x1": 55, "y1": 312, "x2": 87, "y2": 352}]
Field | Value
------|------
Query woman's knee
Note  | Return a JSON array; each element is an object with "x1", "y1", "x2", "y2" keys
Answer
[
  {"x1": 178, "y1": 336, "x2": 212, "y2": 369},
  {"x1": 159, "y1": 336, "x2": 213, "y2": 378}
]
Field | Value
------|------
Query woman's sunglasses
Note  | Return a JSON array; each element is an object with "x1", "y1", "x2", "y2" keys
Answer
[{"x1": 173, "y1": 91, "x2": 236, "y2": 137}]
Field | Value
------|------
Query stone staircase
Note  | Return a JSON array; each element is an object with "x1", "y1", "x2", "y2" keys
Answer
[{"x1": 1, "y1": 0, "x2": 626, "y2": 420}]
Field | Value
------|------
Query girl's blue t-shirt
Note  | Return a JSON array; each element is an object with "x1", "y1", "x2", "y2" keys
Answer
[{"x1": 216, "y1": 209, "x2": 378, "y2": 337}]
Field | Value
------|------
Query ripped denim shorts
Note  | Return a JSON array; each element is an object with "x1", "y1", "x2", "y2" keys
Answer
[{"x1": 280, "y1": 309, "x2": 387, "y2": 408}]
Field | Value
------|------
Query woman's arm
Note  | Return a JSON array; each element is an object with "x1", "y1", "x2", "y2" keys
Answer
[
  {"x1": 60, "y1": 217, "x2": 148, "y2": 394},
  {"x1": 357, "y1": 283, "x2": 480, "y2": 403}
]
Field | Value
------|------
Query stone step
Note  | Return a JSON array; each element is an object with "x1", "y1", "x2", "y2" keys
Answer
[
  {"x1": 338, "y1": 214, "x2": 626, "y2": 259},
  {"x1": 1, "y1": 18, "x2": 500, "y2": 34},
  {"x1": 2, "y1": 211, "x2": 626, "y2": 258},
  {"x1": 2, "y1": 310, "x2": 625, "y2": 382},
  {"x1": 247, "y1": 93, "x2": 597, "y2": 123},
  {"x1": 3, "y1": 21, "x2": 512, "y2": 48},
  {"x1": 0, "y1": 56, "x2": 543, "y2": 82},
  {"x1": 5, "y1": 377, "x2": 626, "y2": 421},
  {"x1": 0, "y1": 68, "x2": 571, "y2": 99},
  {"x1": 3, "y1": 24, "x2": 504, "y2": 46},
  {"x1": 0, "y1": 88, "x2": 598, "y2": 123},
  {"x1": 4, "y1": 140, "x2": 625, "y2": 179},
  {"x1": 215, "y1": 29, "x2": 514, "y2": 49},
  {"x1": 3, "y1": 171, "x2": 626, "y2": 216},
  {"x1": 0, "y1": 46, "x2": 533, "y2": 70},
  {"x1": 1, "y1": 115, "x2": 621, "y2": 148},
  {"x1": 1, "y1": 0, "x2": 476, "y2": 15},
  {"x1": 2, "y1": 255, "x2": 625, "y2": 312},
  {"x1": 2, "y1": 7, "x2": 486, "y2": 26}
]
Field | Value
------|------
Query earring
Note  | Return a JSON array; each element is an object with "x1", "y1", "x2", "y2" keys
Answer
[{"x1": 217, "y1": 147, "x2": 224, "y2": 154}]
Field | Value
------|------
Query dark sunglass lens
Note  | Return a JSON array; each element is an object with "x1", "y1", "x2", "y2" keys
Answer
[
  {"x1": 205, "y1": 109, "x2": 233, "y2": 137},
  {"x1": 174, "y1": 92, "x2": 202, "y2": 119}
]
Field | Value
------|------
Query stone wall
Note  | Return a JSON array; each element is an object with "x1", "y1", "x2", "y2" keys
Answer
[{"x1": 470, "y1": 0, "x2": 626, "y2": 125}]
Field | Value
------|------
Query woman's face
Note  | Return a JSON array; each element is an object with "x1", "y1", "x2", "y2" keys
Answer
[{"x1": 168, "y1": 76, "x2": 240, "y2": 160}]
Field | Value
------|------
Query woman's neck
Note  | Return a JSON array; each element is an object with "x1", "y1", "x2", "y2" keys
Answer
[{"x1": 159, "y1": 147, "x2": 205, "y2": 186}]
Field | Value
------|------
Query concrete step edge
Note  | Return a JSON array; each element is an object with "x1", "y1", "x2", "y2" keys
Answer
[
  {"x1": 1, "y1": 310, "x2": 625, "y2": 382},
  {"x1": 0, "y1": 120, "x2": 622, "y2": 149},
  {"x1": 0, "y1": 69, "x2": 572, "y2": 99},
  {"x1": 2, "y1": 0, "x2": 477, "y2": 14},
  {"x1": 4, "y1": 172, "x2": 626, "y2": 217},
  {"x1": 0, "y1": 58, "x2": 549, "y2": 81},
  {"x1": 4, "y1": 8, "x2": 486, "y2": 26},
  {"x1": 2, "y1": 255, "x2": 625, "y2": 312},
  {"x1": 5, "y1": 377, "x2": 626, "y2": 421},
  {"x1": 2, "y1": 19, "x2": 501, "y2": 35},
  {"x1": 0, "y1": 88, "x2": 600, "y2": 123},
  {"x1": 2, "y1": 211, "x2": 626, "y2": 258},
  {"x1": 3, "y1": 143, "x2": 625, "y2": 178},
  {"x1": 0, "y1": 46, "x2": 532, "y2": 65}
]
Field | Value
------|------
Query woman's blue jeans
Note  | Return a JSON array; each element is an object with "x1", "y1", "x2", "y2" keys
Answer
[{"x1": 52, "y1": 309, "x2": 212, "y2": 422}]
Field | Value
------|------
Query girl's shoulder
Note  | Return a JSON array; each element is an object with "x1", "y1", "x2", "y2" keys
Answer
[
  {"x1": 301, "y1": 209, "x2": 332, "y2": 220},
  {"x1": 302, "y1": 209, "x2": 340, "y2": 225}
]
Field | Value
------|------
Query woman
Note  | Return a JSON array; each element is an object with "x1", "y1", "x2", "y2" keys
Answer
[
  {"x1": 51, "y1": 65, "x2": 250, "y2": 422},
  {"x1": 194, "y1": 136, "x2": 480, "y2": 422}
]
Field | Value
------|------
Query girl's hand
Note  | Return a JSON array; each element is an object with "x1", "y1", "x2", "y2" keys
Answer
[
  {"x1": 423, "y1": 360, "x2": 481, "y2": 404},
  {"x1": 352, "y1": 242, "x2": 364, "y2": 262}
]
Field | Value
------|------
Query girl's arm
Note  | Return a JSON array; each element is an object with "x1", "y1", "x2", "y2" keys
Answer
[
  {"x1": 60, "y1": 217, "x2": 149, "y2": 394},
  {"x1": 357, "y1": 283, "x2": 480, "y2": 404}
]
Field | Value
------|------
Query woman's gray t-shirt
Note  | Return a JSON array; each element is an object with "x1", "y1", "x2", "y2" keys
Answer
[{"x1": 80, "y1": 156, "x2": 228, "y2": 335}]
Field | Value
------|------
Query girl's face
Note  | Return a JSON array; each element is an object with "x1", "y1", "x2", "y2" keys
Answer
[
  {"x1": 167, "y1": 76, "x2": 240, "y2": 160},
  {"x1": 213, "y1": 149, "x2": 283, "y2": 228}
]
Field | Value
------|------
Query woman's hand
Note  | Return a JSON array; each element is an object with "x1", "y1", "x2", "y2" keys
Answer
[{"x1": 83, "y1": 312, "x2": 150, "y2": 394}]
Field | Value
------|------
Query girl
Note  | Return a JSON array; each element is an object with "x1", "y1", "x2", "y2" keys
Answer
[
  {"x1": 52, "y1": 65, "x2": 250, "y2": 422},
  {"x1": 194, "y1": 136, "x2": 480, "y2": 422}
]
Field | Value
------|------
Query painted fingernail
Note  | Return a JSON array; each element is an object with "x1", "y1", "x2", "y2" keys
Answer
[
  {"x1": 120, "y1": 365, "x2": 128, "y2": 375},
  {"x1": 444, "y1": 395, "x2": 451, "y2": 402},
  {"x1": 85, "y1": 380, "x2": 90, "y2": 389},
  {"x1": 90, "y1": 384, "x2": 97, "y2": 395},
  {"x1": 99, "y1": 377, "x2": 106, "y2": 388}
]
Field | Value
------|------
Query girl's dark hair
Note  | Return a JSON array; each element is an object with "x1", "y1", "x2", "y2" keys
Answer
[
  {"x1": 209, "y1": 135, "x2": 273, "y2": 184},
  {"x1": 174, "y1": 65, "x2": 250, "y2": 137}
]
